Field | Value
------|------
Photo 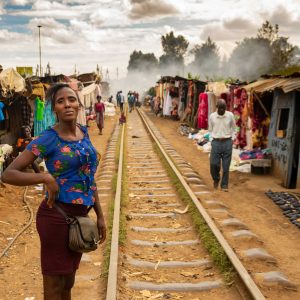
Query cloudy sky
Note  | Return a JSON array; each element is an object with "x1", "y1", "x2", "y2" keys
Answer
[{"x1": 0, "y1": 0, "x2": 300, "y2": 79}]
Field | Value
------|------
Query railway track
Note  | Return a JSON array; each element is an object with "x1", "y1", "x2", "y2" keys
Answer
[
  {"x1": 105, "y1": 109, "x2": 267, "y2": 300},
  {"x1": 1, "y1": 109, "x2": 297, "y2": 299}
]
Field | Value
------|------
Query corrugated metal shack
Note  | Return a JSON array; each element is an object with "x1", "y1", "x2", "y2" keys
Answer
[{"x1": 244, "y1": 75, "x2": 300, "y2": 188}]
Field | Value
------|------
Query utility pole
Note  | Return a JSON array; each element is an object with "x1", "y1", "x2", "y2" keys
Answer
[
  {"x1": 116, "y1": 67, "x2": 119, "y2": 80},
  {"x1": 38, "y1": 25, "x2": 42, "y2": 77}
]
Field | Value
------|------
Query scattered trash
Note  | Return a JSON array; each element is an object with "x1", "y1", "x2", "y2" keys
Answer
[
  {"x1": 154, "y1": 260, "x2": 161, "y2": 270},
  {"x1": 174, "y1": 205, "x2": 189, "y2": 214}
]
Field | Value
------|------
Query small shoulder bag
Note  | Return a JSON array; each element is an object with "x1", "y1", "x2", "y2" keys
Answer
[{"x1": 54, "y1": 204, "x2": 100, "y2": 253}]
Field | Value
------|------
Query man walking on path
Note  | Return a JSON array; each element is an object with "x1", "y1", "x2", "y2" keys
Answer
[{"x1": 208, "y1": 99, "x2": 236, "y2": 192}]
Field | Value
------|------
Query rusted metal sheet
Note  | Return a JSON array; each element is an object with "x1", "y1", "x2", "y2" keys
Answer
[{"x1": 243, "y1": 78, "x2": 300, "y2": 94}]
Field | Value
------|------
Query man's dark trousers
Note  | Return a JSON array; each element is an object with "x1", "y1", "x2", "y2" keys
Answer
[{"x1": 210, "y1": 138, "x2": 233, "y2": 188}]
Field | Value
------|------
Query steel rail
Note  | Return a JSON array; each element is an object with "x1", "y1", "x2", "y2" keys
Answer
[
  {"x1": 137, "y1": 108, "x2": 266, "y2": 300},
  {"x1": 105, "y1": 122, "x2": 125, "y2": 300}
]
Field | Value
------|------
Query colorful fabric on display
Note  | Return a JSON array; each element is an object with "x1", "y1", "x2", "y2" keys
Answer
[
  {"x1": 36, "y1": 97, "x2": 45, "y2": 121},
  {"x1": 0, "y1": 102, "x2": 4, "y2": 121},
  {"x1": 197, "y1": 93, "x2": 208, "y2": 129},
  {"x1": 27, "y1": 125, "x2": 99, "y2": 206},
  {"x1": 34, "y1": 101, "x2": 56, "y2": 137},
  {"x1": 239, "y1": 148, "x2": 272, "y2": 160},
  {"x1": 233, "y1": 88, "x2": 247, "y2": 148}
]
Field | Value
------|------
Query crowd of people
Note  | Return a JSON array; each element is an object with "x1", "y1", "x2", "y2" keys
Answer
[{"x1": 116, "y1": 90, "x2": 140, "y2": 113}]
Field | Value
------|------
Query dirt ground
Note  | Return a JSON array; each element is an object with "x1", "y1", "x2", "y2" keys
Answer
[
  {"x1": 145, "y1": 108, "x2": 300, "y2": 299},
  {"x1": 0, "y1": 113, "x2": 118, "y2": 300},
  {"x1": 1, "y1": 106, "x2": 300, "y2": 299}
]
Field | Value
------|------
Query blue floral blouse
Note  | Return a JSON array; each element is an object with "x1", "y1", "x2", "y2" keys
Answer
[{"x1": 26, "y1": 125, "x2": 99, "y2": 206}]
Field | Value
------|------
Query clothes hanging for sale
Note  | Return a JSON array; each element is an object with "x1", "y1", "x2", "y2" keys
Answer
[
  {"x1": 233, "y1": 88, "x2": 247, "y2": 148},
  {"x1": 35, "y1": 97, "x2": 45, "y2": 121},
  {"x1": 20, "y1": 97, "x2": 32, "y2": 127},
  {"x1": 197, "y1": 93, "x2": 208, "y2": 129},
  {"x1": 34, "y1": 101, "x2": 56, "y2": 137},
  {"x1": 207, "y1": 92, "x2": 216, "y2": 117},
  {"x1": 163, "y1": 89, "x2": 173, "y2": 116},
  {"x1": 0, "y1": 102, "x2": 4, "y2": 121}
]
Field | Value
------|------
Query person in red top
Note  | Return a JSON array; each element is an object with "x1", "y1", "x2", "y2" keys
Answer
[{"x1": 94, "y1": 96, "x2": 105, "y2": 135}]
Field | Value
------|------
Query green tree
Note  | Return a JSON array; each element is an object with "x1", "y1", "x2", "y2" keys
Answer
[
  {"x1": 159, "y1": 31, "x2": 189, "y2": 69},
  {"x1": 271, "y1": 37, "x2": 295, "y2": 70},
  {"x1": 257, "y1": 20, "x2": 279, "y2": 42},
  {"x1": 127, "y1": 50, "x2": 158, "y2": 72},
  {"x1": 190, "y1": 36, "x2": 220, "y2": 78},
  {"x1": 257, "y1": 21, "x2": 295, "y2": 71}
]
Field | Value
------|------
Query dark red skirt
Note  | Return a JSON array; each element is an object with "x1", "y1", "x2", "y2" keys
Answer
[{"x1": 36, "y1": 200, "x2": 87, "y2": 275}]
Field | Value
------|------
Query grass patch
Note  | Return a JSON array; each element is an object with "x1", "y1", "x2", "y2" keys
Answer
[
  {"x1": 119, "y1": 125, "x2": 128, "y2": 246},
  {"x1": 101, "y1": 124, "x2": 124, "y2": 278},
  {"x1": 101, "y1": 198, "x2": 115, "y2": 278},
  {"x1": 111, "y1": 173, "x2": 118, "y2": 194},
  {"x1": 153, "y1": 143, "x2": 236, "y2": 283}
]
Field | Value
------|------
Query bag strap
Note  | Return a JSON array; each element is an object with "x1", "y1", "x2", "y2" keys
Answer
[
  {"x1": 53, "y1": 203, "x2": 93, "y2": 224},
  {"x1": 53, "y1": 203, "x2": 73, "y2": 224}
]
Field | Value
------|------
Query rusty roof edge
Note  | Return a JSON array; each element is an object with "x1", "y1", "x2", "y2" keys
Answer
[{"x1": 244, "y1": 78, "x2": 300, "y2": 94}]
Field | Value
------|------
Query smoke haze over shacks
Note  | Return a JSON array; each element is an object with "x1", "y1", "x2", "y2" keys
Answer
[{"x1": 0, "y1": 0, "x2": 299, "y2": 79}]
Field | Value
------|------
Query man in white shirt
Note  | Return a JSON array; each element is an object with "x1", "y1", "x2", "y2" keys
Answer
[{"x1": 208, "y1": 99, "x2": 236, "y2": 192}]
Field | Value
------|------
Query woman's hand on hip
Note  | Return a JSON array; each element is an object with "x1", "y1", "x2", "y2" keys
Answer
[{"x1": 43, "y1": 173, "x2": 59, "y2": 208}]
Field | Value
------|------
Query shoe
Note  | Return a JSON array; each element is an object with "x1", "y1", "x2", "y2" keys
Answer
[
  {"x1": 213, "y1": 181, "x2": 219, "y2": 189},
  {"x1": 221, "y1": 187, "x2": 228, "y2": 192}
]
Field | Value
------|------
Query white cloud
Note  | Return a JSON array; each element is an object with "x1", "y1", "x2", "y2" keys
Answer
[
  {"x1": 0, "y1": 29, "x2": 27, "y2": 42},
  {"x1": 1, "y1": 0, "x2": 300, "y2": 79}
]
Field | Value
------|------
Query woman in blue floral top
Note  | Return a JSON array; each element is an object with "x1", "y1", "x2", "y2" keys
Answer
[{"x1": 2, "y1": 83, "x2": 106, "y2": 300}]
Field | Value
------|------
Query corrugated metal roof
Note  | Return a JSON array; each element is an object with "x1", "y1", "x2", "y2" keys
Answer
[{"x1": 243, "y1": 78, "x2": 300, "y2": 93}]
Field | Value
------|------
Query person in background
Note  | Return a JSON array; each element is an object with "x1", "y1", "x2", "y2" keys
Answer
[
  {"x1": 119, "y1": 91, "x2": 124, "y2": 113},
  {"x1": 1, "y1": 83, "x2": 106, "y2": 300},
  {"x1": 108, "y1": 95, "x2": 113, "y2": 103},
  {"x1": 116, "y1": 91, "x2": 121, "y2": 107},
  {"x1": 208, "y1": 99, "x2": 236, "y2": 192},
  {"x1": 119, "y1": 112, "x2": 126, "y2": 125},
  {"x1": 128, "y1": 91, "x2": 134, "y2": 112},
  {"x1": 16, "y1": 125, "x2": 40, "y2": 173},
  {"x1": 94, "y1": 95, "x2": 105, "y2": 135}
]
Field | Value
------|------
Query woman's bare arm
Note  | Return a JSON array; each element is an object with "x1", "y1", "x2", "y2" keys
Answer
[{"x1": 1, "y1": 150, "x2": 59, "y2": 207}]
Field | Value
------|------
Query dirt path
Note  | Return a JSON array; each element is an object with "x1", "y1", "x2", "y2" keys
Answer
[
  {"x1": 0, "y1": 114, "x2": 118, "y2": 300},
  {"x1": 145, "y1": 108, "x2": 300, "y2": 299}
]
